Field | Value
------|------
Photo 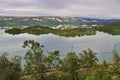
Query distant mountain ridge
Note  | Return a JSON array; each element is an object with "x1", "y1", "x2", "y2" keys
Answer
[{"x1": 0, "y1": 16, "x2": 120, "y2": 29}]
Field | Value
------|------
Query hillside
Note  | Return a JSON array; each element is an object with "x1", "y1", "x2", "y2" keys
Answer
[
  {"x1": 96, "y1": 22, "x2": 120, "y2": 35},
  {"x1": 1, "y1": 16, "x2": 120, "y2": 29}
]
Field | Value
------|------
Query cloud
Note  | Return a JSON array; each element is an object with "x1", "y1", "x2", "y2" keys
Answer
[{"x1": 0, "y1": 0, "x2": 120, "y2": 18}]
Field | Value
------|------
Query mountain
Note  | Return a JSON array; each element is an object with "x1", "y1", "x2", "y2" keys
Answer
[{"x1": 0, "y1": 16, "x2": 120, "y2": 29}]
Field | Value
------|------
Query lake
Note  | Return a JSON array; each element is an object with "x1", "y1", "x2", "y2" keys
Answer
[{"x1": 0, "y1": 30, "x2": 120, "y2": 63}]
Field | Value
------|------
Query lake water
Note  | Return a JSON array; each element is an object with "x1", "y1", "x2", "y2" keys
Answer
[{"x1": 0, "y1": 30, "x2": 120, "y2": 63}]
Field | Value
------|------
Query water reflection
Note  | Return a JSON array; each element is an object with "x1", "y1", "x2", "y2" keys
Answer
[{"x1": 0, "y1": 30, "x2": 120, "y2": 63}]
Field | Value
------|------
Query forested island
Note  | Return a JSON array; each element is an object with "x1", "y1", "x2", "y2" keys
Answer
[
  {"x1": 5, "y1": 22, "x2": 120, "y2": 37},
  {"x1": 0, "y1": 40, "x2": 120, "y2": 80},
  {"x1": 95, "y1": 22, "x2": 120, "y2": 35},
  {"x1": 5, "y1": 25, "x2": 96, "y2": 37}
]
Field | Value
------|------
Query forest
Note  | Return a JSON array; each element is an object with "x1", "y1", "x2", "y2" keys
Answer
[
  {"x1": 5, "y1": 22, "x2": 120, "y2": 37},
  {"x1": 0, "y1": 40, "x2": 120, "y2": 80},
  {"x1": 5, "y1": 25, "x2": 96, "y2": 37},
  {"x1": 95, "y1": 22, "x2": 120, "y2": 35}
]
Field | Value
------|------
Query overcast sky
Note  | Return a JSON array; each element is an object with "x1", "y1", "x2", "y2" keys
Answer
[{"x1": 0, "y1": 0, "x2": 120, "y2": 18}]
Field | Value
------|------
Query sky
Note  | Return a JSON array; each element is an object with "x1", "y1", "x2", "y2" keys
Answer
[{"x1": 0, "y1": 0, "x2": 120, "y2": 18}]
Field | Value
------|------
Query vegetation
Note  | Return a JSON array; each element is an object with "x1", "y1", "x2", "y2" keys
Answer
[
  {"x1": 5, "y1": 22, "x2": 120, "y2": 37},
  {"x1": 5, "y1": 25, "x2": 96, "y2": 37},
  {"x1": 95, "y1": 22, "x2": 120, "y2": 35},
  {"x1": 0, "y1": 53, "x2": 21, "y2": 80},
  {"x1": 2, "y1": 22, "x2": 120, "y2": 80},
  {"x1": 1, "y1": 40, "x2": 120, "y2": 80}
]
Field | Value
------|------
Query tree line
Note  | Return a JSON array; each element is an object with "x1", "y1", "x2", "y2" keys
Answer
[
  {"x1": 0, "y1": 40, "x2": 120, "y2": 80},
  {"x1": 5, "y1": 25, "x2": 96, "y2": 37}
]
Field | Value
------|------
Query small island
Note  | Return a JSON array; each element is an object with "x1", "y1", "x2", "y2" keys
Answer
[
  {"x1": 5, "y1": 25, "x2": 96, "y2": 37},
  {"x1": 5, "y1": 22, "x2": 120, "y2": 37}
]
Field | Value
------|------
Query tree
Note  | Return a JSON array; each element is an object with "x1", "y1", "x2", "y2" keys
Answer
[
  {"x1": 103, "y1": 60, "x2": 108, "y2": 68},
  {"x1": 0, "y1": 53, "x2": 9, "y2": 80},
  {"x1": 6, "y1": 55, "x2": 22, "y2": 80},
  {"x1": 80, "y1": 48, "x2": 98, "y2": 68},
  {"x1": 45, "y1": 50, "x2": 61, "y2": 69},
  {"x1": 61, "y1": 52, "x2": 81, "y2": 80},
  {"x1": 22, "y1": 40, "x2": 46, "y2": 80},
  {"x1": 0, "y1": 53, "x2": 9, "y2": 72},
  {"x1": 11, "y1": 55, "x2": 22, "y2": 72},
  {"x1": 0, "y1": 53, "x2": 21, "y2": 80},
  {"x1": 112, "y1": 47, "x2": 120, "y2": 62}
]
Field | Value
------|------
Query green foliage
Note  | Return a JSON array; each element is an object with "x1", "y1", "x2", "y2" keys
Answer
[
  {"x1": 80, "y1": 48, "x2": 98, "y2": 68},
  {"x1": 1, "y1": 40, "x2": 120, "y2": 80},
  {"x1": 86, "y1": 62, "x2": 120, "y2": 80},
  {"x1": 46, "y1": 72, "x2": 71, "y2": 80},
  {"x1": 86, "y1": 68, "x2": 111, "y2": 80},
  {"x1": 45, "y1": 50, "x2": 61, "y2": 69},
  {"x1": 0, "y1": 53, "x2": 21, "y2": 80},
  {"x1": 3, "y1": 67, "x2": 21, "y2": 80},
  {"x1": 22, "y1": 40, "x2": 46, "y2": 80},
  {"x1": 5, "y1": 28, "x2": 22, "y2": 35},
  {"x1": 96, "y1": 22, "x2": 120, "y2": 35},
  {"x1": 78, "y1": 73, "x2": 89, "y2": 80},
  {"x1": 5, "y1": 25, "x2": 96, "y2": 37},
  {"x1": 61, "y1": 52, "x2": 81, "y2": 80},
  {"x1": 110, "y1": 66, "x2": 120, "y2": 76},
  {"x1": 112, "y1": 49, "x2": 120, "y2": 62},
  {"x1": 103, "y1": 60, "x2": 108, "y2": 68}
]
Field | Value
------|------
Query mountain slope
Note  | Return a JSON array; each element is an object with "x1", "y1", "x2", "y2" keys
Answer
[{"x1": 0, "y1": 16, "x2": 120, "y2": 29}]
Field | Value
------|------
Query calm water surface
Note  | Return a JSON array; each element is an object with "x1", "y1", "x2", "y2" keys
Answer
[{"x1": 0, "y1": 30, "x2": 120, "y2": 63}]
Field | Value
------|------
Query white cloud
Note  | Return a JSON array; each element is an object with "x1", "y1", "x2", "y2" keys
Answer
[{"x1": 0, "y1": 0, "x2": 120, "y2": 18}]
